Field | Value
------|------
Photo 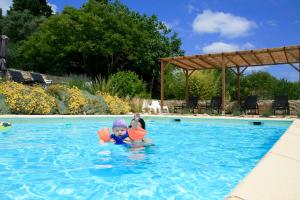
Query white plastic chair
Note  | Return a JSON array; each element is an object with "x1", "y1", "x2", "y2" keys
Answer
[
  {"x1": 162, "y1": 105, "x2": 169, "y2": 113},
  {"x1": 148, "y1": 100, "x2": 161, "y2": 113},
  {"x1": 142, "y1": 100, "x2": 149, "y2": 113}
]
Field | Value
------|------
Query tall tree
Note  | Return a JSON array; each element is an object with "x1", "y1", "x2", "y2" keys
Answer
[
  {"x1": 1, "y1": 10, "x2": 45, "y2": 42},
  {"x1": 19, "y1": 0, "x2": 183, "y2": 97},
  {"x1": 9, "y1": 0, "x2": 52, "y2": 17}
]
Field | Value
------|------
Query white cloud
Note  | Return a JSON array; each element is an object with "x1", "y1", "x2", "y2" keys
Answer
[
  {"x1": 48, "y1": 3, "x2": 57, "y2": 14},
  {"x1": 202, "y1": 42, "x2": 240, "y2": 53},
  {"x1": 0, "y1": 0, "x2": 12, "y2": 16},
  {"x1": 201, "y1": 42, "x2": 255, "y2": 54},
  {"x1": 187, "y1": 4, "x2": 199, "y2": 14},
  {"x1": 192, "y1": 10, "x2": 257, "y2": 38},
  {"x1": 201, "y1": 42, "x2": 270, "y2": 71}
]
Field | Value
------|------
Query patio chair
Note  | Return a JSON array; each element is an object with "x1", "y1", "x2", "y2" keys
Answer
[
  {"x1": 206, "y1": 96, "x2": 222, "y2": 114},
  {"x1": 148, "y1": 100, "x2": 161, "y2": 114},
  {"x1": 241, "y1": 95, "x2": 259, "y2": 115},
  {"x1": 8, "y1": 70, "x2": 33, "y2": 84},
  {"x1": 272, "y1": 95, "x2": 290, "y2": 115},
  {"x1": 30, "y1": 72, "x2": 53, "y2": 85},
  {"x1": 174, "y1": 96, "x2": 199, "y2": 114}
]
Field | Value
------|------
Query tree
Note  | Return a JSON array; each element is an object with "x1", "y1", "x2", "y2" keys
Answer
[
  {"x1": 9, "y1": 0, "x2": 52, "y2": 17},
  {"x1": 1, "y1": 10, "x2": 45, "y2": 42},
  {"x1": 241, "y1": 71, "x2": 278, "y2": 99},
  {"x1": 19, "y1": 0, "x2": 183, "y2": 97}
]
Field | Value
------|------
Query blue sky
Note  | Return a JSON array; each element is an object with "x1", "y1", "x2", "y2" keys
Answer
[{"x1": 1, "y1": 0, "x2": 300, "y2": 81}]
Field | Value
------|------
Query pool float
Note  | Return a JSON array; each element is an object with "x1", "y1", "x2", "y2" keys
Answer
[
  {"x1": 97, "y1": 127, "x2": 147, "y2": 143},
  {"x1": 97, "y1": 128, "x2": 111, "y2": 142},
  {"x1": 128, "y1": 126, "x2": 147, "y2": 141},
  {"x1": 0, "y1": 122, "x2": 12, "y2": 131}
]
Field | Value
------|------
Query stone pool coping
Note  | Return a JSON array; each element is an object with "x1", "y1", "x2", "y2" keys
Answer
[
  {"x1": 1, "y1": 114, "x2": 299, "y2": 199},
  {"x1": 226, "y1": 118, "x2": 300, "y2": 200}
]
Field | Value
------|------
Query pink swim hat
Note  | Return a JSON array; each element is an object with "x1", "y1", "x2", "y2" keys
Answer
[{"x1": 112, "y1": 118, "x2": 128, "y2": 129}]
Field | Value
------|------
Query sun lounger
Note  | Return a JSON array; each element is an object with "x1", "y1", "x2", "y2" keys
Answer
[
  {"x1": 206, "y1": 96, "x2": 222, "y2": 114},
  {"x1": 272, "y1": 95, "x2": 289, "y2": 115},
  {"x1": 174, "y1": 96, "x2": 199, "y2": 114},
  {"x1": 241, "y1": 95, "x2": 259, "y2": 115},
  {"x1": 8, "y1": 70, "x2": 33, "y2": 84},
  {"x1": 30, "y1": 72, "x2": 52, "y2": 85}
]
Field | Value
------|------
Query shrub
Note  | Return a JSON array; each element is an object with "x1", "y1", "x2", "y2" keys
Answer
[
  {"x1": 261, "y1": 110, "x2": 272, "y2": 117},
  {"x1": 46, "y1": 84, "x2": 69, "y2": 101},
  {"x1": 0, "y1": 95, "x2": 10, "y2": 114},
  {"x1": 164, "y1": 66, "x2": 185, "y2": 99},
  {"x1": 91, "y1": 76, "x2": 119, "y2": 96},
  {"x1": 0, "y1": 81, "x2": 55, "y2": 114},
  {"x1": 47, "y1": 84, "x2": 87, "y2": 114},
  {"x1": 297, "y1": 112, "x2": 300, "y2": 118},
  {"x1": 99, "y1": 92, "x2": 130, "y2": 114},
  {"x1": 66, "y1": 86, "x2": 87, "y2": 114},
  {"x1": 189, "y1": 71, "x2": 220, "y2": 100},
  {"x1": 46, "y1": 84, "x2": 69, "y2": 114},
  {"x1": 82, "y1": 91, "x2": 108, "y2": 114},
  {"x1": 65, "y1": 74, "x2": 93, "y2": 93},
  {"x1": 108, "y1": 71, "x2": 147, "y2": 98},
  {"x1": 129, "y1": 97, "x2": 143, "y2": 113}
]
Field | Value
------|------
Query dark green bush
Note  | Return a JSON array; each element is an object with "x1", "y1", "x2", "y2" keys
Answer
[{"x1": 108, "y1": 71, "x2": 147, "y2": 98}]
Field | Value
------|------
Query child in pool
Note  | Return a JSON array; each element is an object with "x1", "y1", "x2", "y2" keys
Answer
[{"x1": 109, "y1": 118, "x2": 131, "y2": 145}]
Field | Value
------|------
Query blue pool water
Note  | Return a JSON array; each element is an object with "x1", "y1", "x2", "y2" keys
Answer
[{"x1": 0, "y1": 117, "x2": 291, "y2": 200}]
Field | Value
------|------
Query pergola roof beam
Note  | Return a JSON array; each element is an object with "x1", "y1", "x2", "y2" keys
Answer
[
  {"x1": 186, "y1": 58, "x2": 210, "y2": 69},
  {"x1": 160, "y1": 45, "x2": 300, "y2": 70},
  {"x1": 171, "y1": 58, "x2": 198, "y2": 69},
  {"x1": 267, "y1": 49, "x2": 276, "y2": 64},
  {"x1": 223, "y1": 54, "x2": 240, "y2": 66},
  {"x1": 289, "y1": 63, "x2": 300, "y2": 72},
  {"x1": 195, "y1": 56, "x2": 216, "y2": 68},
  {"x1": 170, "y1": 60, "x2": 194, "y2": 70},
  {"x1": 236, "y1": 52, "x2": 251, "y2": 66},
  {"x1": 283, "y1": 47, "x2": 289, "y2": 63},
  {"x1": 250, "y1": 51, "x2": 263, "y2": 65},
  {"x1": 286, "y1": 50, "x2": 299, "y2": 62}
]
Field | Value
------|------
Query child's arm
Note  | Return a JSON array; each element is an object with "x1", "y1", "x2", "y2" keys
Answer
[
  {"x1": 110, "y1": 138, "x2": 116, "y2": 143},
  {"x1": 123, "y1": 137, "x2": 132, "y2": 144}
]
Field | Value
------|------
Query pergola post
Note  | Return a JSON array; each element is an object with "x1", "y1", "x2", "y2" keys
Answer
[
  {"x1": 221, "y1": 55, "x2": 226, "y2": 115},
  {"x1": 185, "y1": 69, "x2": 189, "y2": 102},
  {"x1": 237, "y1": 66, "x2": 241, "y2": 105},
  {"x1": 160, "y1": 61, "x2": 166, "y2": 111}
]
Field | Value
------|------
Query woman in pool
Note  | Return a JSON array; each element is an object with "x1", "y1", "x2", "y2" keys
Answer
[
  {"x1": 129, "y1": 113, "x2": 145, "y2": 130},
  {"x1": 129, "y1": 114, "x2": 153, "y2": 145}
]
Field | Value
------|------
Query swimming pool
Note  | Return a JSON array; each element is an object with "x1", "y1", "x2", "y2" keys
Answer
[{"x1": 0, "y1": 117, "x2": 292, "y2": 199}]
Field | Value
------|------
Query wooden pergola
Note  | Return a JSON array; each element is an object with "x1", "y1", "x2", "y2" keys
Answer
[{"x1": 159, "y1": 45, "x2": 300, "y2": 114}]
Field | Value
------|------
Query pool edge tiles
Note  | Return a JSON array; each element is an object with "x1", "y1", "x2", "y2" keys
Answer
[{"x1": 226, "y1": 118, "x2": 300, "y2": 200}]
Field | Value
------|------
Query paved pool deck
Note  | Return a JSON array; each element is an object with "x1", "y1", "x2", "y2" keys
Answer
[{"x1": 1, "y1": 114, "x2": 299, "y2": 199}]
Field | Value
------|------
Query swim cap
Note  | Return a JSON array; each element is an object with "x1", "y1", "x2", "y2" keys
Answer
[{"x1": 112, "y1": 118, "x2": 127, "y2": 129}]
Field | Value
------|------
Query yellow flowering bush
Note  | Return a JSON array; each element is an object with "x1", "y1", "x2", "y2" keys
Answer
[
  {"x1": 66, "y1": 86, "x2": 87, "y2": 114},
  {"x1": 0, "y1": 81, "x2": 55, "y2": 114},
  {"x1": 99, "y1": 92, "x2": 130, "y2": 114}
]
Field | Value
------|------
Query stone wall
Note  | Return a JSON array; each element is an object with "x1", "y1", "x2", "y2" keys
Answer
[{"x1": 160, "y1": 99, "x2": 300, "y2": 115}]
